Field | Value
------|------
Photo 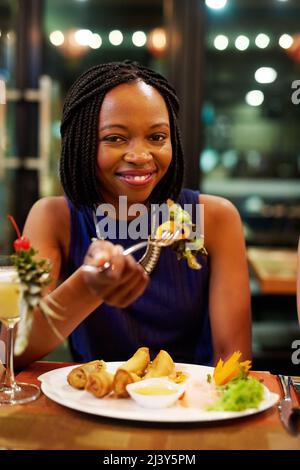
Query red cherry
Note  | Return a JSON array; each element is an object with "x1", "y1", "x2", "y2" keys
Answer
[{"x1": 13, "y1": 236, "x2": 31, "y2": 251}]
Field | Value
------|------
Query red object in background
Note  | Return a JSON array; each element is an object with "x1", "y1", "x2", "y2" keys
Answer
[
  {"x1": 7, "y1": 214, "x2": 31, "y2": 251},
  {"x1": 13, "y1": 237, "x2": 30, "y2": 251},
  {"x1": 286, "y1": 34, "x2": 300, "y2": 62}
]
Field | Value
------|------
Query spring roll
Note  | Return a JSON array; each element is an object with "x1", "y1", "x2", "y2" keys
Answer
[
  {"x1": 143, "y1": 350, "x2": 174, "y2": 379},
  {"x1": 113, "y1": 369, "x2": 141, "y2": 398},
  {"x1": 67, "y1": 360, "x2": 106, "y2": 389},
  {"x1": 86, "y1": 370, "x2": 114, "y2": 398}
]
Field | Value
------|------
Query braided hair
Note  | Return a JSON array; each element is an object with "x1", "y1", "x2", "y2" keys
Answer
[{"x1": 60, "y1": 60, "x2": 184, "y2": 208}]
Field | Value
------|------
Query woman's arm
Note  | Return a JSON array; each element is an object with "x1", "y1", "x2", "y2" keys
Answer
[
  {"x1": 14, "y1": 197, "x2": 149, "y2": 368},
  {"x1": 201, "y1": 195, "x2": 252, "y2": 364}
]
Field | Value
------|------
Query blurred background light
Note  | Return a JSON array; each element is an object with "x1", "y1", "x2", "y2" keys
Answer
[
  {"x1": 49, "y1": 30, "x2": 64, "y2": 46},
  {"x1": 222, "y1": 150, "x2": 239, "y2": 169},
  {"x1": 74, "y1": 29, "x2": 93, "y2": 46},
  {"x1": 255, "y1": 67, "x2": 277, "y2": 84},
  {"x1": 132, "y1": 31, "x2": 147, "y2": 47},
  {"x1": 89, "y1": 33, "x2": 102, "y2": 49},
  {"x1": 255, "y1": 33, "x2": 270, "y2": 49},
  {"x1": 279, "y1": 33, "x2": 293, "y2": 49},
  {"x1": 147, "y1": 28, "x2": 167, "y2": 57},
  {"x1": 245, "y1": 90, "x2": 264, "y2": 106},
  {"x1": 205, "y1": 0, "x2": 227, "y2": 10},
  {"x1": 109, "y1": 30, "x2": 123, "y2": 46},
  {"x1": 235, "y1": 35, "x2": 250, "y2": 51},
  {"x1": 214, "y1": 34, "x2": 229, "y2": 50},
  {"x1": 200, "y1": 148, "x2": 219, "y2": 173}
]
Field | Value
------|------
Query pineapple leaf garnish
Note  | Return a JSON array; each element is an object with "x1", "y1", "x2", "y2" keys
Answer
[{"x1": 7, "y1": 215, "x2": 64, "y2": 355}]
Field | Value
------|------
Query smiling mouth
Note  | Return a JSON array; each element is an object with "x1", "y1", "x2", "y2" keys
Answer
[{"x1": 115, "y1": 172, "x2": 156, "y2": 186}]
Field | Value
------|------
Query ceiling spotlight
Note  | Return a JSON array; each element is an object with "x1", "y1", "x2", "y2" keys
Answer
[
  {"x1": 245, "y1": 90, "x2": 264, "y2": 107},
  {"x1": 205, "y1": 0, "x2": 227, "y2": 10},
  {"x1": 255, "y1": 67, "x2": 277, "y2": 84},
  {"x1": 109, "y1": 30, "x2": 123, "y2": 46},
  {"x1": 235, "y1": 35, "x2": 250, "y2": 51},
  {"x1": 213, "y1": 35, "x2": 229, "y2": 50},
  {"x1": 255, "y1": 33, "x2": 270, "y2": 49},
  {"x1": 89, "y1": 33, "x2": 102, "y2": 49},
  {"x1": 49, "y1": 30, "x2": 64, "y2": 47},
  {"x1": 279, "y1": 33, "x2": 293, "y2": 49},
  {"x1": 132, "y1": 31, "x2": 147, "y2": 47},
  {"x1": 74, "y1": 29, "x2": 93, "y2": 46}
]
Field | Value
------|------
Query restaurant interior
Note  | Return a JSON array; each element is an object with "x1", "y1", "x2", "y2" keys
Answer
[{"x1": 0, "y1": 0, "x2": 299, "y2": 376}]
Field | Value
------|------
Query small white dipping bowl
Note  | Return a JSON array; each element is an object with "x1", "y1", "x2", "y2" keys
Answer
[{"x1": 126, "y1": 378, "x2": 186, "y2": 409}]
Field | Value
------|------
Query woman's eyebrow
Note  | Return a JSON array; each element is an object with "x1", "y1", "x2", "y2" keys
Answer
[
  {"x1": 99, "y1": 124, "x2": 128, "y2": 132},
  {"x1": 99, "y1": 122, "x2": 170, "y2": 132},
  {"x1": 149, "y1": 122, "x2": 170, "y2": 129}
]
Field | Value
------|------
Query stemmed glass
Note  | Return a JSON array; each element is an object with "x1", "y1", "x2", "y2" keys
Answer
[{"x1": 0, "y1": 255, "x2": 40, "y2": 404}]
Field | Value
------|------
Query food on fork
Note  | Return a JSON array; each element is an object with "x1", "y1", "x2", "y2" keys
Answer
[
  {"x1": 156, "y1": 199, "x2": 208, "y2": 270},
  {"x1": 144, "y1": 350, "x2": 175, "y2": 379},
  {"x1": 67, "y1": 360, "x2": 106, "y2": 389},
  {"x1": 86, "y1": 370, "x2": 114, "y2": 398}
]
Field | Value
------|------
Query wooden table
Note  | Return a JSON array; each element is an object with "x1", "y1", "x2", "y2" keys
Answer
[
  {"x1": 247, "y1": 247, "x2": 297, "y2": 295},
  {"x1": 0, "y1": 362, "x2": 299, "y2": 451}
]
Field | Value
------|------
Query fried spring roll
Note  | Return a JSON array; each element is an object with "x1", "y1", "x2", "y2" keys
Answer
[
  {"x1": 113, "y1": 369, "x2": 141, "y2": 398},
  {"x1": 143, "y1": 350, "x2": 175, "y2": 379},
  {"x1": 67, "y1": 360, "x2": 106, "y2": 389},
  {"x1": 120, "y1": 347, "x2": 150, "y2": 376},
  {"x1": 86, "y1": 370, "x2": 114, "y2": 398}
]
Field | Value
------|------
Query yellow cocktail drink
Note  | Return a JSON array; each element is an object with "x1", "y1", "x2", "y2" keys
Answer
[{"x1": 0, "y1": 267, "x2": 21, "y2": 327}]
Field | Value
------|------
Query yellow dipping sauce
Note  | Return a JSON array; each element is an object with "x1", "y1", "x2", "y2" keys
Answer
[{"x1": 134, "y1": 386, "x2": 176, "y2": 396}]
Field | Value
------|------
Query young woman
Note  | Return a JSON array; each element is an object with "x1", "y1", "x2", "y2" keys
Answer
[{"x1": 16, "y1": 61, "x2": 251, "y2": 368}]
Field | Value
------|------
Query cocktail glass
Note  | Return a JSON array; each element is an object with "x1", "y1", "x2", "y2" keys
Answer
[{"x1": 0, "y1": 255, "x2": 40, "y2": 404}]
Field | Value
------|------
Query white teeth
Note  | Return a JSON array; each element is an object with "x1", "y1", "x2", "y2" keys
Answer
[{"x1": 122, "y1": 174, "x2": 151, "y2": 181}]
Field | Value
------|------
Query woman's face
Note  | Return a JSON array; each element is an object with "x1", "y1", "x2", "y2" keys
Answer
[{"x1": 96, "y1": 80, "x2": 172, "y2": 209}]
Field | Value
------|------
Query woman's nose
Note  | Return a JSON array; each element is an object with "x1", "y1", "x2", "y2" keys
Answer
[{"x1": 123, "y1": 152, "x2": 153, "y2": 164}]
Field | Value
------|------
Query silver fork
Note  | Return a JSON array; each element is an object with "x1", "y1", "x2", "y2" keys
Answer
[{"x1": 82, "y1": 228, "x2": 181, "y2": 274}]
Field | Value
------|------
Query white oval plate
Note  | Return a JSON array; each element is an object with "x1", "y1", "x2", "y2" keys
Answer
[{"x1": 38, "y1": 362, "x2": 279, "y2": 423}]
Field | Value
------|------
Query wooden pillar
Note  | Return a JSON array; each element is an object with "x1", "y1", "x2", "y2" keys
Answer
[{"x1": 164, "y1": 0, "x2": 205, "y2": 189}]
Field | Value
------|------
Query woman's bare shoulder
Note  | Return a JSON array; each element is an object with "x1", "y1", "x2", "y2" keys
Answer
[
  {"x1": 199, "y1": 193, "x2": 240, "y2": 220},
  {"x1": 198, "y1": 194, "x2": 243, "y2": 251},
  {"x1": 24, "y1": 196, "x2": 70, "y2": 250},
  {"x1": 26, "y1": 196, "x2": 69, "y2": 225}
]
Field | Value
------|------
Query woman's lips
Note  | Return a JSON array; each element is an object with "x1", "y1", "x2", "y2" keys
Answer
[{"x1": 116, "y1": 172, "x2": 156, "y2": 187}]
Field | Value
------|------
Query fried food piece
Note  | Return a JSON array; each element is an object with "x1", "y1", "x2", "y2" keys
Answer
[
  {"x1": 67, "y1": 360, "x2": 106, "y2": 389},
  {"x1": 86, "y1": 370, "x2": 114, "y2": 398},
  {"x1": 112, "y1": 347, "x2": 149, "y2": 397},
  {"x1": 113, "y1": 369, "x2": 141, "y2": 398},
  {"x1": 143, "y1": 350, "x2": 175, "y2": 379},
  {"x1": 119, "y1": 347, "x2": 150, "y2": 376}
]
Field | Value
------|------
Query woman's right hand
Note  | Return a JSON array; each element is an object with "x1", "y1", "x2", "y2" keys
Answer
[{"x1": 82, "y1": 240, "x2": 150, "y2": 308}]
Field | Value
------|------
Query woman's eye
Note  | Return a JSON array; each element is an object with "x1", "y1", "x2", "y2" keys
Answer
[
  {"x1": 150, "y1": 134, "x2": 166, "y2": 142},
  {"x1": 102, "y1": 135, "x2": 124, "y2": 143}
]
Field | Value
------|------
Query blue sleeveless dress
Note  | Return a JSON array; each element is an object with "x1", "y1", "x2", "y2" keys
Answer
[{"x1": 65, "y1": 189, "x2": 212, "y2": 365}]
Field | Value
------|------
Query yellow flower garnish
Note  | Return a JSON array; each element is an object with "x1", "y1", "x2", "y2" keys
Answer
[{"x1": 213, "y1": 351, "x2": 252, "y2": 386}]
